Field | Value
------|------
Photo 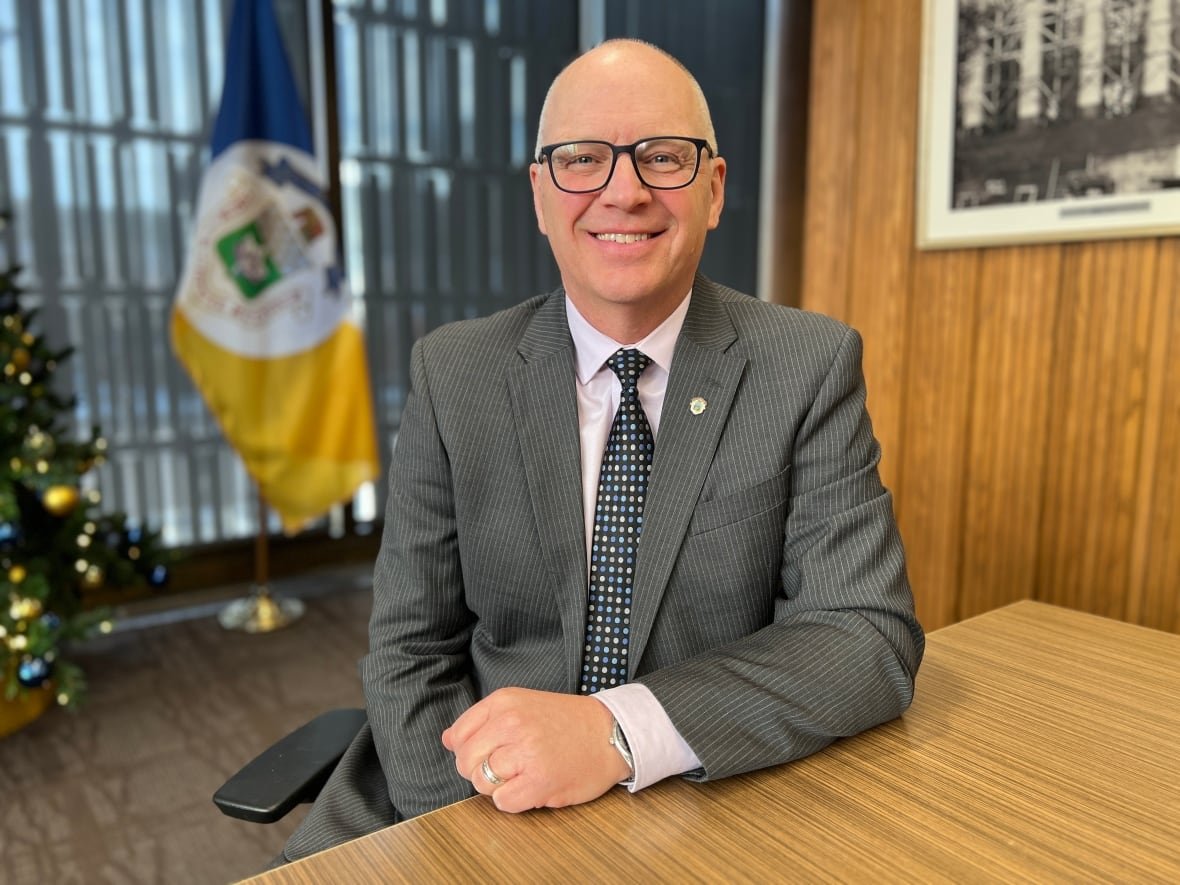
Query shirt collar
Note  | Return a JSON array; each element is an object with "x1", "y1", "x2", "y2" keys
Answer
[{"x1": 566, "y1": 292, "x2": 691, "y2": 385}]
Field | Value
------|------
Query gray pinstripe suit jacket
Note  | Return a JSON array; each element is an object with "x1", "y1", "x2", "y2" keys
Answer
[{"x1": 283, "y1": 275, "x2": 924, "y2": 861}]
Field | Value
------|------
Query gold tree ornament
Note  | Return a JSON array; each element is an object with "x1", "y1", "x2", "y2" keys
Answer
[
  {"x1": 81, "y1": 565, "x2": 104, "y2": 590},
  {"x1": 9, "y1": 597, "x2": 41, "y2": 620},
  {"x1": 42, "y1": 485, "x2": 81, "y2": 516},
  {"x1": 7, "y1": 564, "x2": 27, "y2": 584},
  {"x1": 11, "y1": 347, "x2": 30, "y2": 371}
]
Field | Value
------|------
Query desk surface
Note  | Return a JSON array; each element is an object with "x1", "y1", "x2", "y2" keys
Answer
[{"x1": 247, "y1": 602, "x2": 1180, "y2": 883}]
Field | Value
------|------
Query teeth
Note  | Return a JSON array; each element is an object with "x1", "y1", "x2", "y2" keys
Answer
[{"x1": 595, "y1": 232, "x2": 651, "y2": 244}]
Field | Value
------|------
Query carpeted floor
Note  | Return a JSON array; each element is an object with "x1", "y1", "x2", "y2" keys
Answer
[{"x1": 0, "y1": 572, "x2": 371, "y2": 885}]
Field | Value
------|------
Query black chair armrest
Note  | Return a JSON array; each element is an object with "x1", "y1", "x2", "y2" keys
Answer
[{"x1": 213, "y1": 708, "x2": 367, "y2": 823}]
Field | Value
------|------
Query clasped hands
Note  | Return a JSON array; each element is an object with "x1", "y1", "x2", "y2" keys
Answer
[{"x1": 441, "y1": 687, "x2": 631, "y2": 812}]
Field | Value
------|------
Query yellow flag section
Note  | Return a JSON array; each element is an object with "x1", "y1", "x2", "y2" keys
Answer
[
  {"x1": 172, "y1": 140, "x2": 378, "y2": 533},
  {"x1": 172, "y1": 310, "x2": 377, "y2": 533}
]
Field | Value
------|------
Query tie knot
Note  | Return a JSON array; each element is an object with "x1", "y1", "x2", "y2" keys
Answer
[{"x1": 606, "y1": 349, "x2": 651, "y2": 390}]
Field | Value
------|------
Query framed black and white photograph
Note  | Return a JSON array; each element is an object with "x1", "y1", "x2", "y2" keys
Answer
[{"x1": 917, "y1": 0, "x2": 1180, "y2": 249}]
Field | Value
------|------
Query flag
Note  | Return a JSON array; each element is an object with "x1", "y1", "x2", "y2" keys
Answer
[{"x1": 172, "y1": 0, "x2": 378, "y2": 533}]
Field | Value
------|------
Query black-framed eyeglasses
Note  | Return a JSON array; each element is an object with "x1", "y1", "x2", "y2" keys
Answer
[{"x1": 535, "y1": 136, "x2": 715, "y2": 194}]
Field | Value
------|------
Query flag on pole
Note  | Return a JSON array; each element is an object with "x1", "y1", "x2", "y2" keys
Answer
[{"x1": 172, "y1": 0, "x2": 378, "y2": 533}]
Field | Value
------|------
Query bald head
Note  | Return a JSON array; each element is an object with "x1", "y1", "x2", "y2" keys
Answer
[{"x1": 534, "y1": 39, "x2": 717, "y2": 159}]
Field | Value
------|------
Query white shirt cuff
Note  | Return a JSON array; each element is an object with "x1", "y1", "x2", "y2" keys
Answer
[{"x1": 592, "y1": 683, "x2": 702, "y2": 792}]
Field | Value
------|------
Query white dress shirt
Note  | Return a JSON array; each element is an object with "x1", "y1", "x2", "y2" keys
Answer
[{"x1": 564, "y1": 293, "x2": 704, "y2": 790}]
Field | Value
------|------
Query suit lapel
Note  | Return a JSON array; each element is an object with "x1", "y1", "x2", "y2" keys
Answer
[
  {"x1": 629, "y1": 277, "x2": 747, "y2": 668},
  {"x1": 506, "y1": 292, "x2": 588, "y2": 690}
]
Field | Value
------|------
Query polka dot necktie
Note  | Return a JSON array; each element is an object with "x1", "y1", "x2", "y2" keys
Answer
[{"x1": 579, "y1": 348, "x2": 654, "y2": 694}]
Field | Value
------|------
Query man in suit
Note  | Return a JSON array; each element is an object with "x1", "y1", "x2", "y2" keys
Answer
[{"x1": 283, "y1": 38, "x2": 923, "y2": 861}]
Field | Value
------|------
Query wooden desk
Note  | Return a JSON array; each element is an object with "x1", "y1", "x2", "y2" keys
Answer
[{"x1": 246, "y1": 602, "x2": 1180, "y2": 883}]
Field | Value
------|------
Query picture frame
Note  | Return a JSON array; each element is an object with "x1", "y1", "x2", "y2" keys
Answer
[{"x1": 917, "y1": 0, "x2": 1180, "y2": 250}]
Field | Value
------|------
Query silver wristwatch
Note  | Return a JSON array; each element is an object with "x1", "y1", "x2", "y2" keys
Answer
[{"x1": 609, "y1": 719, "x2": 635, "y2": 784}]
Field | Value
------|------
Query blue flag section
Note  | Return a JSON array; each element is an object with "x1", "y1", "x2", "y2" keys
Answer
[
  {"x1": 212, "y1": 0, "x2": 312, "y2": 157},
  {"x1": 172, "y1": 0, "x2": 378, "y2": 533}
]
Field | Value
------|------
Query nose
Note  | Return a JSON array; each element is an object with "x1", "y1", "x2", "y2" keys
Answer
[{"x1": 598, "y1": 151, "x2": 652, "y2": 209}]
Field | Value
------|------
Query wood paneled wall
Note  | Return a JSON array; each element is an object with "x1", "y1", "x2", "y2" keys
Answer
[{"x1": 800, "y1": 0, "x2": 1180, "y2": 633}]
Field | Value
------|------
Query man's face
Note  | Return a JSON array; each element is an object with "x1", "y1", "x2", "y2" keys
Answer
[{"x1": 530, "y1": 47, "x2": 725, "y2": 334}]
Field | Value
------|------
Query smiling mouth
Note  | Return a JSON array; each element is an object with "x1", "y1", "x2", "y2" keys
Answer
[{"x1": 594, "y1": 232, "x2": 654, "y2": 244}]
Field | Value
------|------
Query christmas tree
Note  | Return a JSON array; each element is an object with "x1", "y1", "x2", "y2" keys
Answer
[{"x1": 1, "y1": 211, "x2": 168, "y2": 711}]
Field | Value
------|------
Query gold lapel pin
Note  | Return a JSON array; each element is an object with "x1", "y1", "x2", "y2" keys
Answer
[{"x1": 689, "y1": 396, "x2": 708, "y2": 415}]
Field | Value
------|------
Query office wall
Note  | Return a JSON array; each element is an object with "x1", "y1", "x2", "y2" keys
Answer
[{"x1": 800, "y1": 0, "x2": 1180, "y2": 633}]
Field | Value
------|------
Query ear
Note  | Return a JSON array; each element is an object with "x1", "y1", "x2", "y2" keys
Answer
[
  {"x1": 530, "y1": 163, "x2": 549, "y2": 235},
  {"x1": 706, "y1": 155, "x2": 726, "y2": 230}
]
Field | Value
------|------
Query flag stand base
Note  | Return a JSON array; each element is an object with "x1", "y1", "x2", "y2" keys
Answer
[{"x1": 217, "y1": 585, "x2": 304, "y2": 633}]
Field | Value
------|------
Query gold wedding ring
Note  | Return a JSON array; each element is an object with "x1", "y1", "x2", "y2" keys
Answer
[{"x1": 481, "y1": 758, "x2": 504, "y2": 786}]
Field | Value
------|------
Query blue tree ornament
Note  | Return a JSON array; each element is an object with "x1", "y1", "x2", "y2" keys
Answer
[{"x1": 18, "y1": 655, "x2": 53, "y2": 688}]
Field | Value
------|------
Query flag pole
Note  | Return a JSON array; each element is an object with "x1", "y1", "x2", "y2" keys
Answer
[{"x1": 216, "y1": 490, "x2": 305, "y2": 632}]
